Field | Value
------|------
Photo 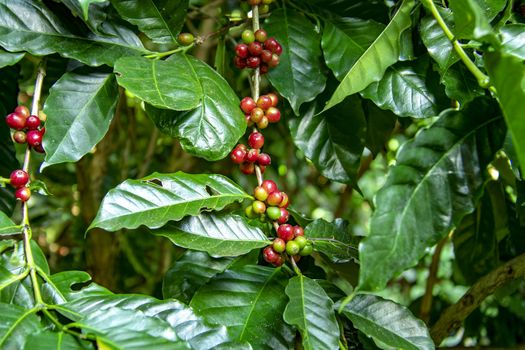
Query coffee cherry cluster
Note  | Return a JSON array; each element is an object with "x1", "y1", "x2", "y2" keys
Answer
[
  {"x1": 241, "y1": 93, "x2": 280, "y2": 129},
  {"x1": 245, "y1": 179, "x2": 288, "y2": 221},
  {"x1": 234, "y1": 29, "x2": 282, "y2": 73},
  {"x1": 5, "y1": 105, "x2": 45, "y2": 153},
  {"x1": 8, "y1": 169, "x2": 31, "y2": 202},
  {"x1": 263, "y1": 234, "x2": 313, "y2": 267}
]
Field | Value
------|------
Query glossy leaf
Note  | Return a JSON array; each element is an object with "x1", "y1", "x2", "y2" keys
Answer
[
  {"x1": 110, "y1": 0, "x2": 189, "y2": 45},
  {"x1": 322, "y1": 17, "x2": 385, "y2": 81},
  {"x1": 89, "y1": 172, "x2": 251, "y2": 231},
  {"x1": 283, "y1": 275, "x2": 340, "y2": 350},
  {"x1": 359, "y1": 97, "x2": 506, "y2": 291},
  {"x1": 190, "y1": 265, "x2": 295, "y2": 349},
  {"x1": 62, "y1": 294, "x2": 239, "y2": 349},
  {"x1": 363, "y1": 99, "x2": 397, "y2": 155},
  {"x1": 419, "y1": 8, "x2": 458, "y2": 72},
  {"x1": 0, "y1": 49, "x2": 24, "y2": 68},
  {"x1": 265, "y1": 7, "x2": 327, "y2": 114},
  {"x1": 305, "y1": 219, "x2": 358, "y2": 263},
  {"x1": 59, "y1": 0, "x2": 108, "y2": 34},
  {"x1": 485, "y1": 52, "x2": 525, "y2": 176},
  {"x1": 307, "y1": 0, "x2": 390, "y2": 23},
  {"x1": 153, "y1": 212, "x2": 270, "y2": 257},
  {"x1": 23, "y1": 330, "x2": 93, "y2": 350},
  {"x1": 0, "y1": 65, "x2": 19, "y2": 216},
  {"x1": 500, "y1": 24, "x2": 525, "y2": 60},
  {"x1": 440, "y1": 62, "x2": 485, "y2": 105},
  {"x1": 42, "y1": 69, "x2": 119, "y2": 169},
  {"x1": 449, "y1": 0, "x2": 494, "y2": 41},
  {"x1": 361, "y1": 57, "x2": 449, "y2": 118},
  {"x1": 0, "y1": 303, "x2": 41, "y2": 350},
  {"x1": 0, "y1": 212, "x2": 20, "y2": 236},
  {"x1": 289, "y1": 95, "x2": 366, "y2": 184},
  {"x1": 338, "y1": 294, "x2": 435, "y2": 350},
  {"x1": 0, "y1": 0, "x2": 147, "y2": 66},
  {"x1": 322, "y1": 0, "x2": 415, "y2": 113},
  {"x1": 163, "y1": 251, "x2": 236, "y2": 302}
]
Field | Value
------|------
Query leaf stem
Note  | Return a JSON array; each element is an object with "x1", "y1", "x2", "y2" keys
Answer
[
  {"x1": 144, "y1": 44, "x2": 194, "y2": 59},
  {"x1": 422, "y1": 0, "x2": 491, "y2": 89}
]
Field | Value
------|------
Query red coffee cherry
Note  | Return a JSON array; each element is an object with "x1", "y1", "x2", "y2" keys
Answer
[
  {"x1": 250, "y1": 107, "x2": 264, "y2": 123},
  {"x1": 261, "y1": 180, "x2": 278, "y2": 194},
  {"x1": 25, "y1": 115, "x2": 41, "y2": 130},
  {"x1": 10, "y1": 169, "x2": 29, "y2": 188},
  {"x1": 14, "y1": 105, "x2": 30, "y2": 119},
  {"x1": 246, "y1": 56, "x2": 261, "y2": 69},
  {"x1": 263, "y1": 246, "x2": 279, "y2": 264},
  {"x1": 265, "y1": 107, "x2": 280, "y2": 123},
  {"x1": 248, "y1": 41, "x2": 263, "y2": 56},
  {"x1": 235, "y1": 43, "x2": 249, "y2": 58},
  {"x1": 246, "y1": 148, "x2": 260, "y2": 163},
  {"x1": 254, "y1": 29, "x2": 267, "y2": 43},
  {"x1": 279, "y1": 192, "x2": 289, "y2": 208},
  {"x1": 277, "y1": 224, "x2": 294, "y2": 241},
  {"x1": 240, "y1": 97, "x2": 256, "y2": 114},
  {"x1": 231, "y1": 145, "x2": 247, "y2": 164},
  {"x1": 26, "y1": 130, "x2": 43, "y2": 147},
  {"x1": 257, "y1": 95, "x2": 272, "y2": 110},
  {"x1": 293, "y1": 226, "x2": 304, "y2": 237},
  {"x1": 240, "y1": 162, "x2": 255, "y2": 175},
  {"x1": 278, "y1": 208, "x2": 289, "y2": 224},
  {"x1": 248, "y1": 132, "x2": 264, "y2": 149},
  {"x1": 6, "y1": 113, "x2": 26, "y2": 130},
  {"x1": 15, "y1": 187, "x2": 31, "y2": 202},
  {"x1": 234, "y1": 56, "x2": 247, "y2": 69},
  {"x1": 257, "y1": 153, "x2": 271, "y2": 166},
  {"x1": 267, "y1": 93, "x2": 279, "y2": 107}
]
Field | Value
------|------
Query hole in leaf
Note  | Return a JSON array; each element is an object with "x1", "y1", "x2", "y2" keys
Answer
[
  {"x1": 147, "y1": 178, "x2": 163, "y2": 187},
  {"x1": 70, "y1": 280, "x2": 92, "y2": 291}
]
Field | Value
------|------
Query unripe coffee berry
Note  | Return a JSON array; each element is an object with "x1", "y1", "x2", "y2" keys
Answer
[
  {"x1": 254, "y1": 29, "x2": 267, "y2": 43},
  {"x1": 277, "y1": 224, "x2": 294, "y2": 241},
  {"x1": 286, "y1": 240, "x2": 300, "y2": 256},
  {"x1": 250, "y1": 107, "x2": 264, "y2": 123},
  {"x1": 15, "y1": 187, "x2": 31, "y2": 202},
  {"x1": 177, "y1": 32, "x2": 194, "y2": 46},
  {"x1": 254, "y1": 186, "x2": 268, "y2": 201},
  {"x1": 242, "y1": 29, "x2": 255, "y2": 44},
  {"x1": 13, "y1": 131, "x2": 27, "y2": 144},
  {"x1": 273, "y1": 238, "x2": 286, "y2": 253},
  {"x1": 266, "y1": 206, "x2": 281, "y2": 221},
  {"x1": 267, "y1": 93, "x2": 278, "y2": 106},
  {"x1": 294, "y1": 235, "x2": 308, "y2": 250},
  {"x1": 240, "y1": 97, "x2": 256, "y2": 113},
  {"x1": 14, "y1": 105, "x2": 30, "y2": 119},
  {"x1": 299, "y1": 243, "x2": 313, "y2": 256},
  {"x1": 248, "y1": 132, "x2": 264, "y2": 149},
  {"x1": 279, "y1": 192, "x2": 289, "y2": 208},
  {"x1": 245, "y1": 205, "x2": 258, "y2": 219},
  {"x1": 252, "y1": 200, "x2": 266, "y2": 214},
  {"x1": 257, "y1": 116, "x2": 269, "y2": 129},
  {"x1": 10, "y1": 170, "x2": 29, "y2": 188}
]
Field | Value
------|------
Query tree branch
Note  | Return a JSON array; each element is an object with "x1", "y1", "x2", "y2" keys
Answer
[{"x1": 431, "y1": 252, "x2": 525, "y2": 344}]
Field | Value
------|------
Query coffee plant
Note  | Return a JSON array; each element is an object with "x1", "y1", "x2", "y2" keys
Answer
[{"x1": 0, "y1": 0, "x2": 524, "y2": 349}]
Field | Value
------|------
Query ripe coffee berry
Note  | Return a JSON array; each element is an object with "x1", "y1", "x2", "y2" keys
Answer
[
  {"x1": 257, "y1": 95, "x2": 272, "y2": 110},
  {"x1": 235, "y1": 44, "x2": 249, "y2": 58},
  {"x1": 277, "y1": 224, "x2": 294, "y2": 241},
  {"x1": 266, "y1": 206, "x2": 281, "y2": 220},
  {"x1": 278, "y1": 208, "x2": 289, "y2": 224},
  {"x1": 265, "y1": 107, "x2": 280, "y2": 123},
  {"x1": 257, "y1": 153, "x2": 271, "y2": 166},
  {"x1": 234, "y1": 56, "x2": 247, "y2": 69},
  {"x1": 248, "y1": 41, "x2": 263, "y2": 56},
  {"x1": 177, "y1": 32, "x2": 194, "y2": 46},
  {"x1": 268, "y1": 54, "x2": 280, "y2": 67},
  {"x1": 6, "y1": 113, "x2": 26, "y2": 130},
  {"x1": 293, "y1": 225, "x2": 304, "y2": 237},
  {"x1": 26, "y1": 130, "x2": 43, "y2": 147},
  {"x1": 246, "y1": 56, "x2": 261, "y2": 68},
  {"x1": 248, "y1": 132, "x2": 264, "y2": 149},
  {"x1": 240, "y1": 162, "x2": 255, "y2": 174},
  {"x1": 279, "y1": 192, "x2": 289, "y2": 208},
  {"x1": 267, "y1": 93, "x2": 279, "y2": 106},
  {"x1": 261, "y1": 50, "x2": 272, "y2": 63},
  {"x1": 264, "y1": 37, "x2": 278, "y2": 52},
  {"x1": 261, "y1": 180, "x2": 278, "y2": 194},
  {"x1": 231, "y1": 146, "x2": 247, "y2": 164},
  {"x1": 240, "y1": 97, "x2": 256, "y2": 113},
  {"x1": 14, "y1": 105, "x2": 30, "y2": 119},
  {"x1": 13, "y1": 131, "x2": 27, "y2": 144},
  {"x1": 10, "y1": 170, "x2": 29, "y2": 188},
  {"x1": 25, "y1": 115, "x2": 41, "y2": 130},
  {"x1": 263, "y1": 246, "x2": 279, "y2": 264},
  {"x1": 250, "y1": 107, "x2": 264, "y2": 123},
  {"x1": 267, "y1": 191, "x2": 283, "y2": 206},
  {"x1": 246, "y1": 148, "x2": 259, "y2": 163},
  {"x1": 33, "y1": 144, "x2": 45, "y2": 154},
  {"x1": 15, "y1": 187, "x2": 31, "y2": 202}
]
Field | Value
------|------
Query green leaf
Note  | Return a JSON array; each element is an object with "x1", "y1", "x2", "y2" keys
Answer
[
  {"x1": 500, "y1": 24, "x2": 525, "y2": 60},
  {"x1": 306, "y1": 0, "x2": 391, "y2": 23},
  {"x1": 361, "y1": 57, "x2": 450, "y2": 118},
  {"x1": 62, "y1": 294, "x2": 240, "y2": 349},
  {"x1": 163, "y1": 251, "x2": 236, "y2": 302},
  {"x1": 59, "y1": 0, "x2": 108, "y2": 34},
  {"x1": 305, "y1": 218, "x2": 359, "y2": 263},
  {"x1": 42, "y1": 69, "x2": 119, "y2": 169},
  {"x1": 359, "y1": 97, "x2": 506, "y2": 291},
  {"x1": 440, "y1": 62, "x2": 485, "y2": 105},
  {"x1": 476, "y1": 0, "x2": 508, "y2": 21},
  {"x1": 338, "y1": 294, "x2": 435, "y2": 350},
  {"x1": 485, "y1": 51, "x2": 525, "y2": 176},
  {"x1": 190, "y1": 265, "x2": 295, "y2": 349},
  {"x1": 41, "y1": 270, "x2": 111, "y2": 304},
  {"x1": 89, "y1": 172, "x2": 251, "y2": 231},
  {"x1": 0, "y1": 49, "x2": 24, "y2": 68},
  {"x1": 449, "y1": 0, "x2": 495, "y2": 43},
  {"x1": 289, "y1": 94, "x2": 366, "y2": 184},
  {"x1": 363, "y1": 99, "x2": 397, "y2": 155},
  {"x1": 23, "y1": 330, "x2": 93, "y2": 350},
  {"x1": 153, "y1": 212, "x2": 270, "y2": 257},
  {"x1": 454, "y1": 181, "x2": 505, "y2": 283},
  {"x1": 283, "y1": 275, "x2": 340, "y2": 350},
  {"x1": 110, "y1": 0, "x2": 189, "y2": 45},
  {"x1": 78, "y1": 0, "x2": 107, "y2": 20},
  {"x1": 265, "y1": 7, "x2": 327, "y2": 114},
  {"x1": 0, "y1": 211, "x2": 20, "y2": 236},
  {"x1": 0, "y1": 303, "x2": 41, "y2": 350},
  {"x1": 0, "y1": 0, "x2": 147, "y2": 66},
  {"x1": 322, "y1": 0, "x2": 415, "y2": 113},
  {"x1": 419, "y1": 8, "x2": 458, "y2": 72},
  {"x1": 321, "y1": 17, "x2": 385, "y2": 81}
]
